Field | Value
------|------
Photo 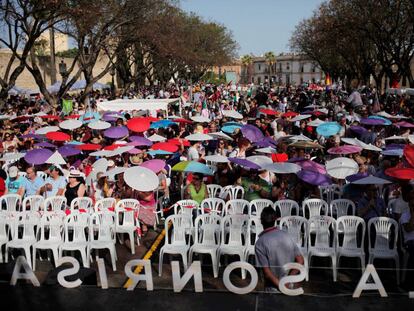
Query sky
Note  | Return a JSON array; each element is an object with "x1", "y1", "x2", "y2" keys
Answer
[{"x1": 180, "y1": 0, "x2": 324, "y2": 57}]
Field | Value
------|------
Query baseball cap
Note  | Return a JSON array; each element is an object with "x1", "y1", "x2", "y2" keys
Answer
[{"x1": 8, "y1": 166, "x2": 18, "y2": 178}]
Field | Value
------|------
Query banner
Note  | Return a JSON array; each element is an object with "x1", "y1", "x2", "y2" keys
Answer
[{"x1": 62, "y1": 99, "x2": 73, "y2": 115}]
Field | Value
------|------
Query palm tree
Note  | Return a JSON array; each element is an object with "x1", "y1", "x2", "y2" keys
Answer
[
  {"x1": 241, "y1": 54, "x2": 253, "y2": 84},
  {"x1": 264, "y1": 51, "x2": 276, "y2": 86}
]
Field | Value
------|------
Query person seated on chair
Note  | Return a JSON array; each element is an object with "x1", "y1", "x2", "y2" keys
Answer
[
  {"x1": 356, "y1": 185, "x2": 385, "y2": 222},
  {"x1": 255, "y1": 207, "x2": 304, "y2": 292},
  {"x1": 22, "y1": 166, "x2": 43, "y2": 197},
  {"x1": 185, "y1": 173, "x2": 208, "y2": 205},
  {"x1": 37, "y1": 165, "x2": 66, "y2": 198},
  {"x1": 5, "y1": 166, "x2": 24, "y2": 197},
  {"x1": 64, "y1": 169, "x2": 86, "y2": 207}
]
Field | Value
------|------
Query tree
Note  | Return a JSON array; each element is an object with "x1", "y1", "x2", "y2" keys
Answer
[
  {"x1": 264, "y1": 51, "x2": 276, "y2": 85},
  {"x1": 241, "y1": 54, "x2": 253, "y2": 84}
]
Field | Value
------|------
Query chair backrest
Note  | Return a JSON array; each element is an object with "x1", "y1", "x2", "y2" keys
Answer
[
  {"x1": 173, "y1": 199, "x2": 199, "y2": 217},
  {"x1": 221, "y1": 185, "x2": 245, "y2": 200},
  {"x1": 246, "y1": 217, "x2": 264, "y2": 248},
  {"x1": 44, "y1": 196, "x2": 67, "y2": 212},
  {"x1": 115, "y1": 202, "x2": 139, "y2": 228},
  {"x1": 164, "y1": 214, "x2": 192, "y2": 246},
  {"x1": 89, "y1": 212, "x2": 114, "y2": 242},
  {"x1": 200, "y1": 198, "x2": 225, "y2": 215},
  {"x1": 36, "y1": 171, "x2": 47, "y2": 181},
  {"x1": 38, "y1": 213, "x2": 62, "y2": 242},
  {"x1": 274, "y1": 199, "x2": 299, "y2": 218},
  {"x1": 70, "y1": 197, "x2": 93, "y2": 213},
  {"x1": 10, "y1": 212, "x2": 37, "y2": 241},
  {"x1": 63, "y1": 213, "x2": 89, "y2": 243},
  {"x1": 94, "y1": 198, "x2": 116, "y2": 212},
  {"x1": 207, "y1": 184, "x2": 223, "y2": 198},
  {"x1": 368, "y1": 217, "x2": 398, "y2": 252},
  {"x1": 308, "y1": 216, "x2": 336, "y2": 249},
  {"x1": 224, "y1": 199, "x2": 249, "y2": 215},
  {"x1": 116, "y1": 199, "x2": 140, "y2": 210},
  {"x1": 319, "y1": 184, "x2": 342, "y2": 204},
  {"x1": 220, "y1": 214, "x2": 249, "y2": 246},
  {"x1": 330, "y1": 199, "x2": 356, "y2": 218},
  {"x1": 194, "y1": 214, "x2": 221, "y2": 246},
  {"x1": 336, "y1": 216, "x2": 365, "y2": 250},
  {"x1": 22, "y1": 195, "x2": 44, "y2": 212},
  {"x1": 279, "y1": 216, "x2": 308, "y2": 248},
  {"x1": 248, "y1": 199, "x2": 274, "y2": 217},
  {"x1": 1, "y1": 194, "x2": 22, "y2": 212},
  {"x1": 302, "y1": 199, "x2": 328, "y2": 219}
]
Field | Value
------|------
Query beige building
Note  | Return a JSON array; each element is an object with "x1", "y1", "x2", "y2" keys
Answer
[{"x1": 38, "y1": 31, "x2": 70, "y2": 55}]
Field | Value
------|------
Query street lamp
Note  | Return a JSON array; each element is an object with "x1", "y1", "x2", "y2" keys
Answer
[
  {"x1": 186, "y1": 67, "x2": 192, "y2": 102},
  {"x1": 59, "y1": 59, "x2": 67, "y2": 78},
  {"x1": 109, "y1": 66, "x2": 116, "y2": 97}
]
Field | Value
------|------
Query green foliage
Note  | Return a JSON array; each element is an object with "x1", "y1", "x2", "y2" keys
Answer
[
  {"x1": 201, "y1": 71, "x2": 226, "y2": 84},
  {"x1": 55, "y1": 48, "x2": 79, "y2": 58}
]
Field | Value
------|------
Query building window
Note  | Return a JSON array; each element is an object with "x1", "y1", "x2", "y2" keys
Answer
[
  {"x1": 279, "y1": 63, "x2": 282, "y2": 71},
  {"x1": 258, "y1": 77, "x2": 261, "y2": 84},
  {"x1": 286, "y1": 63, "x2": 290, "y2": 71},
  {"x1": 312, "y1": 65, "x2": 316, "y2": 73},
  {"x1": 251, "y1": 77, "x2": 254, "y2": 84},
  {"x1": 300, "y1": 64, "x2": 304, "y2": 73},
  {"x1": 258, "y1": 64, "x2": 261, "y2": 71}
]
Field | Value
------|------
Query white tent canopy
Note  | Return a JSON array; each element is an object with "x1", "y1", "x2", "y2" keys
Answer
[{"x1": 97, "y1": 98, "x2": 179, "y2": 115}]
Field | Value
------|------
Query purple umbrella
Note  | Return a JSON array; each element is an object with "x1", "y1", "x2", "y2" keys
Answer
[
  {"x1": 297, "y1": 170, "x2": 332, "y2": 186},
  {"x1": 349, "y1": 126, "x2": 367, "y2": 136},
  {"x1": 129, "y1": 136, "x2": 153, "y2": 146},
  {"x1": 228, "y1": 157, "x2": 261, "y2": 170},
  {"x1": 255, "y1": 137, "x2": 278, "y2": 148},
  {"x1": 360, "y1": 118, "x2": 385, "y2": 126},
  {"x1": 288, "y1": 157, "x2": 307, "y2": 163},
  {"x1": 296, "y1": 160, "x2": 326, "y2": 174},
  {"x1": 346, "y1": 172, "x2": 368, "y2": 183},
  {"x1": 386, "y1": 143, "x2": 406, "y2": 150},
  {"x1": 24, "y1": 149, "x2": 53, "y2": 165},
  {"x1": 20, "y1": 134, "x2": 44, "y2": 140},
  {"x1": 327, "y1": 145, "x2": 363, "y2": 155},
  {"x1": 241, "y1": 124, "x2": 264, "y2": 143},
  {"x1": 34, "y1": 142, "x2": 57, "y2": 149},
  {"x1": 104, "y1": 126, "x2": 128, "y2": 139},
  {"x1": 58, "y1": 146, "x2": 81, "y2": 157},
  {"x1": 127, "y1": 148, "x2": 143, "y2": 155},
  {"x1": 140, "y1": 159, "x2": 166, "y2": 173}
]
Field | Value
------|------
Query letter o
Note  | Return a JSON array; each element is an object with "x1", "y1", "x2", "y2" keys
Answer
[{"x1": 223, "y1": 261, "x2": 258, "y2": 295}]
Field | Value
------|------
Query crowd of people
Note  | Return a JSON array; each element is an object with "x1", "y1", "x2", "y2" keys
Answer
[{"x1": 2, "y1": 80, "x2": 414, "y2": 290}]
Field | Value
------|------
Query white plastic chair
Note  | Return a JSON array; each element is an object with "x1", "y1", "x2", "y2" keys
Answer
[
  {"x1": 94, "y1": 198, "x2": 116, "y2": 212},
  {"x1": 302, "y1": 199, "x2": 329, "y2": 219},
  {"x1": 224, "y1": 199, "x2": 249, "y2": 215},
  {"x1": 0, "y1": 194, "x2": 22, "y2": 212},
  {"x1": 19, "y1": 172, "x2": 27, "y2": 178},
  {"x1": 22, "y1": 195, "x2": 44, "y2": 212},
  {"x1": 88, "y1": 213, "x2": 117, "y2": 271},
  {"x1": 248, "y1": 199, "x2": 274, "y2": 217},
  {"x1": 200, "y1": 198, "x2": 225, "y2": 215},
  {"x1": 36, "y1": 171, "x2": 47, "y2": 181},
  {"x1": 44, "y1": 196, "x2": 67, "y2": 212},
  {"x1": 207, "y1": 184, "x2": 223, "y2": 198},
  {"x1": 59, "y1": 213, "x2": 89, "y2": 267},
  {"x1": 221, "y1": 185, "x2": 245, "y2": 200},
  {"x1": 368, "y1": 217, "x2": 400, "y2": 284},
  {"x1": 159, "y1": 214, "x2": 192, "y2": 276},
  {"x1": 279, "y1": 216, "x2": 309, "y2": 280},
  {"x1": 319, "y1": 184, "x2": 342, "y2": 205},
  {"x1": 0, "y1": 218, "x2": 9, "y2": 263},
  {"x1": 5, "y1": 212, "x2": 37, "y2": 268},
  {"x1": 336, "y1": 216, "x2": 365, "y2": 275},
  {"x1": 173, "y1": 199, "x2": 199, "y2": 217},
  {"x1": 307, "y1": 216, "x2": 337, "y2": 281},
  {"x1": 189, "y1": 214, "x2": 221, "y2": 278},
  {"x1": 32, "y1": 213, "x2": 62, "y2": 270},
  {"x1": 330, "y1": 199, "x2": 356, "y2": 218},
  {"x1": 70, "y1": 197, "x2": 93, "y2": 213},
  {"x1": 274, "y1": 199, "x2": 299, "y2": 218},
  {"x1": 244, "y1": 217, "x2": 264, "y2": 263},
  {"x1": 115, "y1": 199, "x2": 140, "y2": 254}
]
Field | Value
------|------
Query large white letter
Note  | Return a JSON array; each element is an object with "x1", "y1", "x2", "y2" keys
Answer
[
  {"x1": 223, "y1": 261, "x2": 258, "y2": 295},
  {"x1": 56, "y1": 257, "x2": 82, "y2": 289},
  {"x1": 124, "y1": 259, "x2": 153, "y2": 291},
  {"x1": 97, "y1": 258, "x2": 108, "y2": 289},
  {"x1": 353, "y1": 264, "x2": 387, "y2": 298},
  {"x1": 10, "y1": 256, "x2": 40, "y2": 287},
  {"x1": 171, "y1": 261, "x2": 203, "y2": 292},
  {"x1": 278, "y1": 263, "x2": 306, "y2": 296}
]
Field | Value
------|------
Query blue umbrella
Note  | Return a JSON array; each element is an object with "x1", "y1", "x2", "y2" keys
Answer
[
  {"x1": 79, "y1": 111, "x2": 100, "y2": 124},
  {"x1": 147, "y1": 150, "x2": 173, "y2": 156},
  {"x1": 382, "y1": 149, "x2": 404, "y2": 157},
  {"x1": 172, "y1": 161, "x2": 214, "y2": 175},
  {"x1": 316, "y1": 122, "x2": 341, "y2": 137},
  {"x1": 150, "y1": 120, "x2": 174, "y2": 129},
  {"x1": 222, "y1": 125, "x2": 240, "y2": 134}
]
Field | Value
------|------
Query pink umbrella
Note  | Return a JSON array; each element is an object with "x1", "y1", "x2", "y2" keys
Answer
[
  {"x1": 296, "y1": 160, "x2": 326, "y2": 174},
  {"x1": 140, "y1": 159, "x2": 166, "y2": 173},
  {"x1": 396, "y1": 121, "x2": 414, "y2": 128},
  {"x1": 327, "y1": 145, "x2": 363, "y2": 155}
]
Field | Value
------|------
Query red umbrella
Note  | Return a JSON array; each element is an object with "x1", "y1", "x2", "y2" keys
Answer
[
  {"x1": 151, "y1": 142, "x2": 178, "y2": 153},
  {"x1": 127, "y1": 117, "x2": 150, "y2": 133},
  {"x1": 404, "y1": 145, "x2": 414, "y2": 167},
  {"x1": 272, "y1": 153, "x2": 288, "y2": 163},
  {"x1": 142, "y1": 116, "x2": 159, "y2": 122},
  {"x1": 46, "y1": 131, "x2": 71, "y2": 142},
  {"x1": 40, "y1": 115, "x2": 60, "y2": 121},
  {"x1": 385, "y1": 167, "x2": 414, "y2": 180},
  {"x1": 260, "y1": 109, "x2": 279, "y2": 116},
  {"x1": 281, "y1": 111, "x2": 298, "y2": 118},
  {"x1": 65, "y1": 114, "x2": 81, "y2": 119},
  {"x1": 76, "y1": 144, "x2": 102, "y2": 151},
  {"x1": 103, "y1": 144, "x2": 124, "y2": 151},
  {"x1": 309, "y1": 110, "x2": 326, "y2": 117},
  {"x1": 173, "y1": 118, "x2": 193, "y2": 124},
  {"x1": 168, "y1": 138, "x2": 190, "y2": 147}
]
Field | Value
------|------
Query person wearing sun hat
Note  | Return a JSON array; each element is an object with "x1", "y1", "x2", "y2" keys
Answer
[
  {"x1": 5, "y1": 166, "x2": 24, "y2": 196},
  {"x1": 64, "y1": 169, "x2": 86, "y2": 207}
]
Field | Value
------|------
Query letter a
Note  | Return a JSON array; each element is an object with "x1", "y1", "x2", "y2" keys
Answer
[{"x1": 353, "y1": 264, "x2": 387, "y2": 298}]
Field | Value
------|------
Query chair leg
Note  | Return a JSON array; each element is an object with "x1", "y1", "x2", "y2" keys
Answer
[
  {"x1": 52, "y1": 248, "x2": 59, "y2": 268},
  {"x1": 332, "y1": 255, "x2": 337, "y2": 282},
  {"x1": 188, "y1": 250, "x2": 194, "y2": 264},
  {"x1": 182, "y1": 251, "x2": 188, "y2": 271},
  {"x1": 129, "y1": 232, "x2": 135, "y2": 255},
  {"x1": 81, "y1": 249, "x2": 89, "y2": 268},
  {"x1": 159, "y1": 250, "x2": 164, "y2": 276},
  {"x1": 360, "y1": 255, "x2": 365, "y2": 274},
  {"x1": 211, "y1": 252, "x2": 218, "y2": 278},
  {"x1": 5, "y1": 247, "x2": 9, "y2": 263},
  {"x1": 24, "y1": 246, "x2": 32, "y2": 269},
  {"x1": 110, "y1": 246, "x2": 117, "y2": 272},
  {"x1": 32, "y1": 247, "x2": 37, "y2": 271}
]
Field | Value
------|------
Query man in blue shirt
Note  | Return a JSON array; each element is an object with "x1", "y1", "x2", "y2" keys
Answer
[
  {"x1": 357, "y1": 185, "x2": 385, "y2": 221},
  {"x1": 37, "y1": 165, "x2": 66, "y2": 198},
  {"x1": 23, "y1": 167, "x2": 44, "y2": 197},
  {"x1": 5, "y1": 166, "x2": 24, "y2": 197}
]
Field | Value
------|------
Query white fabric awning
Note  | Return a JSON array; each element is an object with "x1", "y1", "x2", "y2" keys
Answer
[{"x1": 97, "y1": 98, "x2": 179, "y2": 112}]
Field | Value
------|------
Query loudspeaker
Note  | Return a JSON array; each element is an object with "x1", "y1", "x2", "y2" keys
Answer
[{"x1": 44, "y1": 264, "x2": 97, "y2": 286}]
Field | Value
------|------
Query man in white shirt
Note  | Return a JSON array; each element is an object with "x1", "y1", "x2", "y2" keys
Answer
[{"x1": 187, "y1": 141, "x2": 200, "y2": 161}]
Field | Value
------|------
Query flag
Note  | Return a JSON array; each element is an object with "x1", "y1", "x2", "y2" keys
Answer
[
  {"x1": 62, "y1": 99, "x2": 73, "y2": 115},
  {"x1": 325, "y1": 73, "x2": 331, "y2": 86}
]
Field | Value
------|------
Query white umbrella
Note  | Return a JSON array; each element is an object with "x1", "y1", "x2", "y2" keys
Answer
[
  {"x1": 36, "y1": 126, "x2": 59, "y2": 135},
  {"x1": 255, "y1": 147, "x2": 277, "y2": 154},
  {"x1": 384, "y1": 135, "x2": 407, "y2": 141},
  {"x1": 326, "y1": 157, "x2": 359, "y2": 179},
  {"x1": 209, "y1": 131, "x2": 233, "y2": 141},
  {"x1": 308, "y1": 118, "x2": 326, "y2": 127},
  {"x1": 104, "y1": 166, "x2": 128, "y2": 179},
  {"x1": 341, "y1": 137, "x2": 366, "y2": 147},
  {"x1": 204, "y1": 154, "x2": 229, "y2": 163},
  {"x1": 317, "y1": 108, "x2": 329, "y2": 114},
  {"x1": 222, "y1": 110, "x2": 243, "y2": 119},
  {"x1": 147, "y1": 134, "x2": 167, "y2": 142},
  {"x1": 88, "y1": 120, "x2": 111, "y2": 130},
  {"x1": 376, "y1": 111, "x2": 393, "y2": 118},
  {"x1": 59, "y1": 119, "x2": 83, "y2": 130},
  {"x1": 89, "y1": 150, "x2": 113, "y2": 157},
  {"x1": 86, "y1": 158, "x2": 109, "y2": 186},
  {"x1": 110, "y1": 146, "x2": 134, "y2": 156},
  {"x1": 124, "y1": 166, "x2": 159, "y2": 191},
  {"x1": 190, "y1": 116, "x2": 211, "y2": 123},
  {"x1": 351, "y1": 175, "x2": 392, "y2": 185},
  {"x1": 409, "y1": 135, "x2": 414, "y2": 144},
  {"x1": 185, "y1": 133, "x2": 213, "y2": 141},
  {"x1": 290, "y1": 114, "x2": 311, "y2": 122},
  {"x1": 45, "y1": 151, "x2": 67, "y2": 165},
  {"x1": 262, "y1": 162, "x2": 301, "y2": 174},
  {"x1": 289, "y1": 134, "x2": 313, "y2": 142},
  {"x1": 363, "y1": 144, "x2": 382, "y2": 152},
  {"x1": 0, "y1": 152, "x2": 25, "y2": 162},
  {"x1": 246, "y1": 155, "x2": 273, "y2": 167}
]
